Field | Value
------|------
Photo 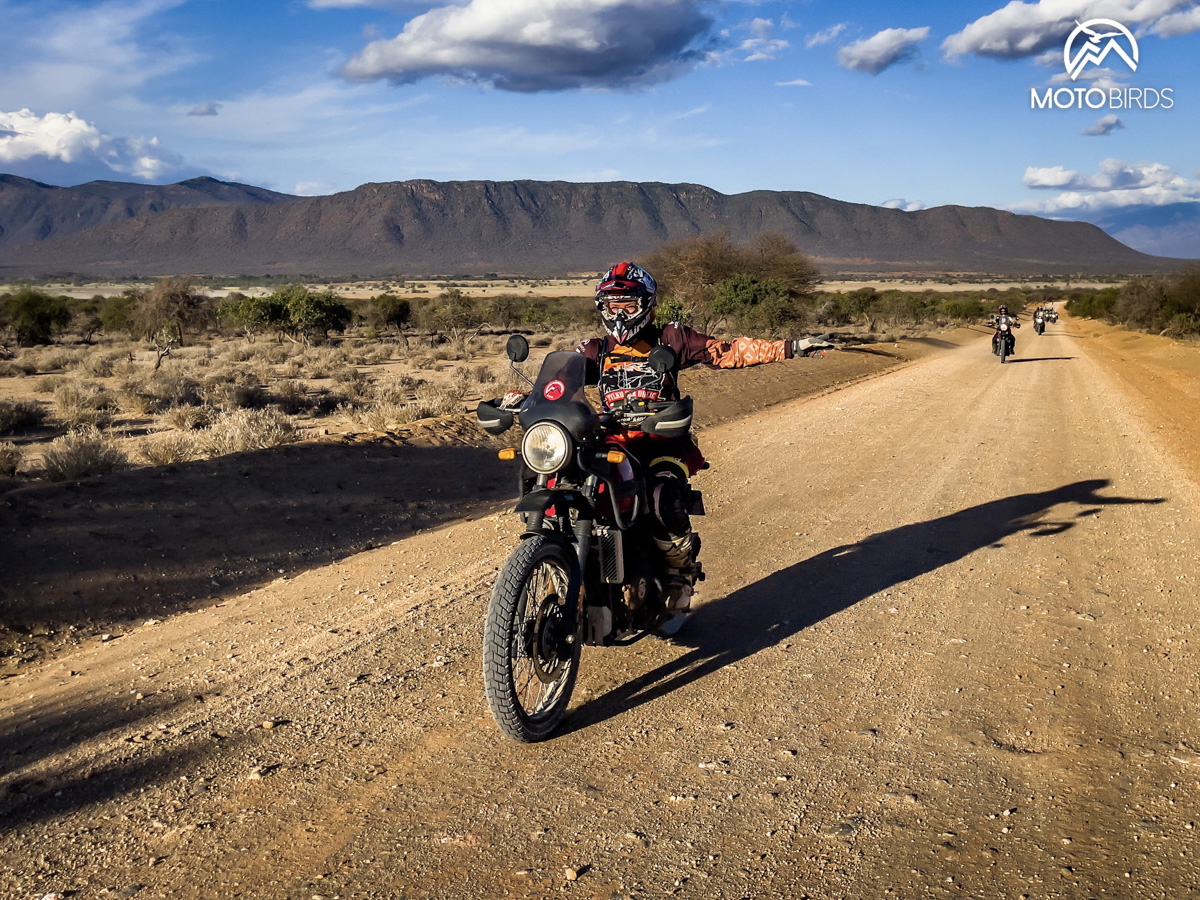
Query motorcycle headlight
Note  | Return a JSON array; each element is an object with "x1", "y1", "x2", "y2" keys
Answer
[
  {"x1": 522, "y1": 422, "x2": 572, "y2": 474},
  {"x1": 1000, "y1": 323, "x2": 1009, "y2": 331}
]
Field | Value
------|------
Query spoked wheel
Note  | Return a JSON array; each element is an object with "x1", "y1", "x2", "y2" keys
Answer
[{"x1": 483, "y1": 536, "x2": 581, "y2": 742}]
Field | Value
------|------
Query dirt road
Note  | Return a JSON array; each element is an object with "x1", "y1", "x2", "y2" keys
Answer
[{"x1": 3, "y1": 317, "x2": 1199, "y2": 899}]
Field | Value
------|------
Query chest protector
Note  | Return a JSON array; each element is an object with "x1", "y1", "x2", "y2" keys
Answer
[{"x1": 598, "y1": 337, "x2": 675, "y2": 411}]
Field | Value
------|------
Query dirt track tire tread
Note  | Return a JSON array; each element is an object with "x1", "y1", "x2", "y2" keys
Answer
[{"x1": 482, "y1": 536, "x2": 580, "y2": 743}]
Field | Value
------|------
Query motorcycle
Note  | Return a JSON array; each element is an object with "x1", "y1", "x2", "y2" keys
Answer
[
  {"x1": 475, "y1": 335, "x2": 703, "y2": 742},
  {"x1": 991, "y1": 318, "x2": 1020, "y2": 363},
  {"x1": 1034, "y1": 312, "x2": 1045, "y2": 335}
]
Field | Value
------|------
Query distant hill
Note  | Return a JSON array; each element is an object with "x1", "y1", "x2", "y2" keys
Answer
[
  {"x1": 0, "y1": 174, "x2": 298, "y2": 250},
  {"x1": 0, "y1": 176, "x2": 1185, "y2": 277}
]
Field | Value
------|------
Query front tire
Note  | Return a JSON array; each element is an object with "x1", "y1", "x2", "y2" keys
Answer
[{"x1": 483, "y1": 536, "x2": 582, "y2": 742}]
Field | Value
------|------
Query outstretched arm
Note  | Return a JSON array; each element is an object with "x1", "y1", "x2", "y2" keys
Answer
[{"x1": 665, "y1": 324, "x2": 832, "y2": 369}]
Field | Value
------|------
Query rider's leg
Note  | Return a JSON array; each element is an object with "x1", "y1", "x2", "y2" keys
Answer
[{"x1": 648, "y1": 463, "x2": 701, "y2": 611}]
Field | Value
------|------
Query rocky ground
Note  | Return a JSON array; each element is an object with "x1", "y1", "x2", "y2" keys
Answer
[{"x1": 2, "y1": 315, "x2": 1198, "y2": 899}]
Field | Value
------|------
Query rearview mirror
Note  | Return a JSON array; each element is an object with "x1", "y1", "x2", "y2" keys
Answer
[
  {"x1": 506, "y1": 334, "x2": 530, "y2": 363},
  {"x1": 647, "y1": 344, "x2": 676, "y2": 375}
]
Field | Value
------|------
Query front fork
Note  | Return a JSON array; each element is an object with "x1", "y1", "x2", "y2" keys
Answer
[{"x1": 521, "y1": 473, "x2": 602, "y2": 645}]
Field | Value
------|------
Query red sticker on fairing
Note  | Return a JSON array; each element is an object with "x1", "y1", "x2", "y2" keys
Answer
[{"x1": 543, "y1": 380, "x2": 566, "y2": 401}]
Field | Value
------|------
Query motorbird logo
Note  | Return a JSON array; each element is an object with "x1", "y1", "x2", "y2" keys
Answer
[
  {"x1": 1032, "y1": 17, "x2": 1169, "y2": 110},
  {"x1": 1064, "y1": 18, "x2": 1138, "y2": 80}
]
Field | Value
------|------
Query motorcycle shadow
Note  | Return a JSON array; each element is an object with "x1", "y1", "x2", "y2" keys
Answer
[
  {"x1": 1003, "y1": 357, "x2": 1076, "y2": 363},
  {"x1": 559, "y1": 479, "x2": 1163, "y2": 736}
]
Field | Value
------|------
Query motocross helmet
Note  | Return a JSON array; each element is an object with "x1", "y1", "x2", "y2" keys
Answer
[{"x1": 596, "y1": 262, "x2": 657, "y2": 344}]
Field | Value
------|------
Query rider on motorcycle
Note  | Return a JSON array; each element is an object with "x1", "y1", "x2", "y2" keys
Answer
[
  {"x1": 990, "y1": 304, "x2": 1021, "y2": 355},
  {"x1": 572, "y1": 261, "x2": 832, "y2": 612}
]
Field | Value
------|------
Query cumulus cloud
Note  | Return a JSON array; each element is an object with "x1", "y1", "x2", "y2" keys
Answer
[
  {"x1": 882, "y1": 198, "x2": 924, "y2": 211},
  {"x1": 1081, "y1": 113, "x2": 1125, "y2": 135},
  {"x1": 0, "y1": 108, "x2": 180, "y2": 180},
  {"x1": 838, "y1": 26, "x2": 930, "y2": 75},
  {"x1": 805, "y1": 22, "x2": 847, "y2": 49},
  {"x1": 339, "y1": 0, "x2": 719, "y2": 92},
  {"x1": 1047, "y1": 66, "x2": 1127, "y2": 90},
  {"x1": 188, "y1": 102, "x2": 222, "y2": 117},
  {"x1": 1017, "y1": 158, "x2": 1200, "y2": 213},
  {"x1": 737, "y1": 18, "x2": 788, "y2": 62},
  {"x1": 1148, "y1": 5, "x2": 1200, "y2": 35},
  {"x1": 942, "y1": 0, "x2": 1195, "y2": 61}
]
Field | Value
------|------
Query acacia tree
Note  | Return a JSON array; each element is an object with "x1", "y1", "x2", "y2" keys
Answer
[
  {"x1": 278, "y1": 285, "x2": 353, "y2": 343},
  {"x1": 3, "y1": 287, "x2": 73, "y2": 345},
  {"x1": 134, "y1": 277, "x2": 212, "y2": 346},
  {"x1": 216, "y1": 292, "x2": 291, "y2": 342},
  {"x1": 643, "y1": 230, "x2": 819, "y2": 333}
]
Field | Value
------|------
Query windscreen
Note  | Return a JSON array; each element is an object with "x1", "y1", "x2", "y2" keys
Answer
[{"x1": 526, "y1": 351, "x2": 589, "y2": 408}]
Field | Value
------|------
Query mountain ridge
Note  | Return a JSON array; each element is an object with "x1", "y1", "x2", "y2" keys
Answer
[{"x1": 0, "y1": 175, "x2": 1187, "y2": 277}]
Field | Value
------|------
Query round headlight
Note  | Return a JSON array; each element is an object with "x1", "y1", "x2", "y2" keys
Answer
[{"x1": 522, "y1": 422, "x2": 572, "y2": 474}]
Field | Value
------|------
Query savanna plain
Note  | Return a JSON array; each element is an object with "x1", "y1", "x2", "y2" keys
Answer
[{"x1": 1, "y1": 285, "x2": 1199, "y2": 899}]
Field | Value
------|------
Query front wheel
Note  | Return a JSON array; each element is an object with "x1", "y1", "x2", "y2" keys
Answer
[
  {"x1": 999, "y1": 341, "x2": 1008, "y2": 364},
  {"x1": 483, "y1": 536, "x2": 582, "y2": 742}
]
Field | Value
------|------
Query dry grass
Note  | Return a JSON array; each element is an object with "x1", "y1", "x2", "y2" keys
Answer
[
  {"x1": 52, "y1": 381, "x2": 120, "y2": 429},
  {"x1": 138, "y1": 431, "x2": 199, "y2": 466},
  {"x1": 0, "y1": 440, "x2": 23, "y2": 476},
  {"x1": 120, "y1": 374, "x2": 204, "y2": 415},
  {"x1": 0, "y1": 359, "x2": 37, "y2": 378},
  {"x1": 41, "y1": 426, "x2": 127, "y2": 481},
  {"x1": 158, "y1": 404, "x2": 213, "y2": 431},
  {"x1": 199, "y1": 408, "x2": 299, "y2": 456},
  {"x1": 0, "y1": 398, "x2": 47, "y2": 435}
]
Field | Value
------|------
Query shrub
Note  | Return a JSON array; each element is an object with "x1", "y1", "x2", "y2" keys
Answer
[
  {"x1": 272, "y1": 380, "x2": 311, "y2": 414},
  {"x1": 0, "y1": 440, "x2": 23, "y2": 477},
  {"x1": 199, "y1": 408, "x2": 299, "y2": 456},
  {"x1": 0, "y1": 359, "x2": 37, "y2": 378},
  {"x1": 52, "y1": 381, "x2": 117, "y2": 432},
  {"x1": 41, "y1": 426, "x2": 127, "y2": 481},
  {"x1": 138, "y1": 431, "x2": 199, "y2": 466},
  {"x1": 158, "y1": 404, "x2": 213, "y2": 431},
  {"x1": 53, "y1": 381, "x2": 119, "y2": 428}
]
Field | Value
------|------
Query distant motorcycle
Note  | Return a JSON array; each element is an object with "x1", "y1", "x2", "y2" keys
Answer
[
  {"x1": 1034, "y1": 311, "x2": 1046, "y2": 335},
  {"x1": 990, "y1": 316, "x2": 1020, "y2": 363},
  {"x1": 476, "y1": 336, "x2": 703, "y2": 742}
]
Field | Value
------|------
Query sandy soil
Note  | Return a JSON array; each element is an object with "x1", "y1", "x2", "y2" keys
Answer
[{"x1": 2, "y1": 314, "x2": 1199, "y2": 898}]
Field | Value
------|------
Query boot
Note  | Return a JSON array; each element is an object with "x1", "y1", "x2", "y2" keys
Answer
[{"x1": 655, "y1": 533, "x2": 700, "y2": 611}]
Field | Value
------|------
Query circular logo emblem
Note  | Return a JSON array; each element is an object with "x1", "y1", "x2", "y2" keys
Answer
[
  {"x1": 543, "y1": 380, "x2": 566, "y2": 401},
  {"x1": 1064, "y1": 19, "x2": 1138, "y2": 82}
]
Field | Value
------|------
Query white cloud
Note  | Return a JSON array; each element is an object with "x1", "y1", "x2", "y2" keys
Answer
[
  {"x1": 0, "y1": 108, "x2": 180, "y2": 180},
  {"x1": 293, "y1": 181, "x2": 340, "y2": 195},
  {"x1": 339, "y1": 0, "x2": 719, "y2": 92},
  {"x1": 942, "y1": 0, "x2": 1194, "y2": 61},
  {"x1": 775, "y1": 78, "x2": 812, "y2": 87},
  {"x1": 737, "y1": 18, "x2": 788, "y2": 62},
  {"x1": 669, "y1": 105, "x2": 710, "y2": 119},
  {"x1": 838, "y1": 27, "x2": 930, "y2": 75},
  {"x1": 1017, "y1": 158, "x2": 1200, "y2": 213},
  {"x1": 1080, "y1": 113, "x2": 1125, "y2": 135},
  {"x1": 1148, "y1": 5, "x2": 1200, "y2": 35},
  {"x1": 805, "y1": 23, "x2": 847, "y2": 49},
  {"x1": 0, "y1": 0, "x2": 198, "y2": 108},
  {"x1": 1047, "y1": 66, "x2": 1128, "y2": 90},
  {"x1": 882, "y1": 198, "x2": 924, "y2": 211}
]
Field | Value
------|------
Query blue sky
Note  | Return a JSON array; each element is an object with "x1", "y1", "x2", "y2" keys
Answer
[{"x1": 1, "y1": 0, "x2": 1199, "y2": 255}]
